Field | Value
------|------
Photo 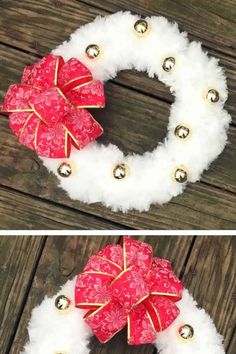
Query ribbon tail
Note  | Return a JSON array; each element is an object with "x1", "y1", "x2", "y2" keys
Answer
[
  {"x1": 84, "y1": 300, "x2": 127, "y2": 344},
  {"x1": 128, "y1": 302, "x2": 156, "y2": 345}
]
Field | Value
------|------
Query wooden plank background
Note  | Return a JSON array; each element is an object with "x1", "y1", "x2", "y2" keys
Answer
[
  {"x1": 0, "y1": 235, "x2": 235, "y2": 353},
  {"x1": 0, "y1": 0, "x2": 235, "y2": 230}
]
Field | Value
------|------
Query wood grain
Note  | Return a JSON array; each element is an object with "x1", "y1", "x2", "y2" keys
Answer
[
  {"x1": 0, "y1": 43, "x2": 235, "y2": 230},
  {"x1": 0, "y1": 187, "x2": 125, "y2": 229},
  {"x1": 0, "y1": 1, "x2": 235, "y2": 125},
  {"x1": 7, "y1": 236, "x2": 193, "y2": 354},
  {"x1": 82, "y1": 0, "x2": 236, "y2": 57},
  {"x1": 182, "y1": 236, "x2": 236, "y2": 351},
  {"x1": 0, "y1": 236, "x2": 45, "y2": 354}
]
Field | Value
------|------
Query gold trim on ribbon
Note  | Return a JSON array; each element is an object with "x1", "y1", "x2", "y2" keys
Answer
[
  {"x1": 110, "y1": 266, "x2": 134, "y2": 286},
  {"x1": 64, "y1": 128, "x2": 68, "y2": 157},
  {"x1": 149, "y1": 301, "x2": 162, "y2": 332},
  {"x1": 85, "y1": 301, "x2": 110, "y2": 319},
  {"x1": 127, "y1": 314, "x2": 131, "y2": 343},
  {"x1": 34, "y1": 120, "x2": 40, "y2": 150},
  {"x1": 19, "y1": 112, "x2": 34, "y2": 138},
  {"x1": 132, "y1": 294, "x2": 149, "y2": 308},
  {"x1": 123, "y1": 238, "x2": 127, "y2": 270},
  {"x1": 61, "y1": 75, "x2": 93, "y2": 90},
  {"x1": 76, "y1": 302, "x2": 104, "y2": 307},
  {"x1": 4, "y1": 109, "x2": 33, "y2": 113},
  {"x1": 151, "y1": 292, "x2": 180, "y2": 297},
  {"x1": 96, "y1": 256, "x2": 123, "y2": 271},
  {"x1": 63, "y1": 125, "x2": 80, "y2": 149},
  {"x1": 72, "y1": 79, "x2": 95, "y2": 91},
  {"x1": 30, "y1": 104, "x2": 48, "y2": 125},
  {"x1": 54, "y1": 57, "x2": 60, "y2": 86},
  {"x1": 56, "y1": 87, "x2": 73, "y2": 107},
  {"x1": 75, "y1": 105, "x2": 105, "y2": 109},
  {"x1": 82, "y1": 271, "x2": 115, "y2": 277},
  {"x1": 146, "y1": 309, "x2": 156, "y2": 334}
]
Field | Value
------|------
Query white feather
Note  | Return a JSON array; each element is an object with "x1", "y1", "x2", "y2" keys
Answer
[{"x1": 41, "y1": 11, "x2": 231, "y2": 212}]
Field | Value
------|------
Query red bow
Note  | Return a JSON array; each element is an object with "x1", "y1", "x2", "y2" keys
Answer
[
  {"x1": 1, "y1": 54, "x2": 105, "y2": 158},
  {"x1": 75, "y1": 237, "x2": 183, "y2": 345}
]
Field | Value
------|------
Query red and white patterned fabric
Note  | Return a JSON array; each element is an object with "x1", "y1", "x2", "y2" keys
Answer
[
  {"x1": 75, "y1": 237, "x2": 183, "y2": 345},
  {"x1": 1, "y1": 54, "x2": 105, "y2": 158}
]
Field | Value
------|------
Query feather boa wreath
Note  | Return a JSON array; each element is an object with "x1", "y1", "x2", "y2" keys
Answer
[{"x1": 1, "y1": 12, "x2": 231, "y2": 212}]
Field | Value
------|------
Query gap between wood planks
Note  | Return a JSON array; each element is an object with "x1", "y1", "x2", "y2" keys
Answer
[
  {"x1": 78, "y1": 0, "x2": 236, "y2": 59},
  {"x1": 4, "y1": 237, "x2": 47, "y2": 354},
  {"x1": 0, "y1": 184, "x2": 132, "y2": 230}
]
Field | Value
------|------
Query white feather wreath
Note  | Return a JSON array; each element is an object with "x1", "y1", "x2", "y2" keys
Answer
[
  {"x1": 21, "y1": 279, "x2": 225, "y2": 354},
  {"x1": 1, "y1": 11, "x2": 231, "y2": 212},
  {"x1": 40, "y1": 11, "x2": 231, "y2": 212}
]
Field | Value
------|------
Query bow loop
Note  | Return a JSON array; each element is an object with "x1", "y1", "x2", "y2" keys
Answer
[
  {"x1": 57, "y1": 57, "x2": 93, "y2": 92},
  {"x1": 110, "y1": 266, "x2": 149, "y2": 311},
  {"x1": 123, "y1": 237, "x2": 153, "y2": 278},
  {"x1": 147, "y1": 258, "x2": 183, "y2": 300},
  {"x1": 75, "y1": 237, "x2": 183, "y2": 345},
  {"x1": 1, "y1": 54, "x2": 105, "y2": 158}
]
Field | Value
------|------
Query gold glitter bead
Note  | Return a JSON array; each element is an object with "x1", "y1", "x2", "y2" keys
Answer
[
  {"x1": 178, "y1": 324, "x2": 194, "y2": 340},
  {"x1": 174, "y1": 167, "x2": 188, "y2": 183},
  {"x1": 175, "y1": 125, "x2": 191, "y2": 140},
  {"x1": 206, "y1": 89, "x2": 219, "y2": 103},
  {"x1": 162, "y1": 57, "x2": 175, "y2": 72},
  {"x1": 57, "y1": 162, "x2": 72, "y2": 178},
  {"x1": 113, "y1": 163, "x2": 129, "y2": 179},
  {"x1": 85, "y1": 44, "x2": 100, "y2": 59},
  {"x1": 134, "y1": 19, "x2": 149, "y2": 36},
  {"x1": 55, "y1": 295, "x2": 71, "y2": 311}
]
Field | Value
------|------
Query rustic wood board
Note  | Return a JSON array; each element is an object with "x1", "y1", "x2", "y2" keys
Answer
[
  {"x1": 82, "y1": 0, "x2": 236, "y2": 57},
  {"x1": 0, "y1": 235, "x2": 234, "y2": 353},
  {"x1": 182, "y1": 236, "x2": 236, "y2": 350},
  {"x1": 0, "y1": 236, "x2": 45, "y2": 354},
  {"x1": 0, "y1": 0, "x2": 235, "y2": 229},
  {"x1": 0, "y1": 186, "x2": 125, "y2": 229}
]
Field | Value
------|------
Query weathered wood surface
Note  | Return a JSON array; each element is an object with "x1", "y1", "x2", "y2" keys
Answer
[
  {"x1": 0, "y1": 236, "x2": 45, "y2": 354},
  {"x1": 0, "y1": 235, "x2": 235, "y2": 353},
  {"x1": 0, "y1": 0, "x2": 235, "y2": 229}
]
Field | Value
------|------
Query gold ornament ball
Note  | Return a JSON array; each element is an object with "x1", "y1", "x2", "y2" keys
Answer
[
  {"x1": 134, "y1": 19, "x2": 149, "y2": 35},
  {"x1": 206, "y1": 89, "x2": 219, "y2": 103},
  {"x1": 55, "y1": 295, "x2": 71, "y2": 311},
  {"x1": 113, "y1": 163, "x2": 129, "y2": 179},
  {"x1": 175, "y1": 125, "x2": 191, "y2": 139},
  {"x1": 178, "y1": 324, "x2": 194, "y2": 340},
  {"x1": 163, "y1": 57, "x2": 175, "y2": 72},
  {"x1": 174, "y1": 167, "x2": 188, "y2": 183},
  {"x1": 85, "y1": 44, "x2": 100, "y2": 59},
  {"x1": 57, "y1": 162, "x2": 72, "y2": 178}
]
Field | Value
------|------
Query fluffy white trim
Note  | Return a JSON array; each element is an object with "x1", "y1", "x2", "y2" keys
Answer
[
  {"x1": 42, "y1": 11, "x2": 231, "y2": 212},
  {"x1": 21, "y1": 279, "x2": 92, "y2": 354},
  {"x1": 21, "y1": 279, "x2": 225, "y2": 354}
]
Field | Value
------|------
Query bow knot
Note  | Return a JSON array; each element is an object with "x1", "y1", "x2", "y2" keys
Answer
[
  {"x1": 1, "y1": 55, "x2": 105, "y2": 158},
  {"x1": 75, "y1": 237, "x2": 183, "y2": 345}
]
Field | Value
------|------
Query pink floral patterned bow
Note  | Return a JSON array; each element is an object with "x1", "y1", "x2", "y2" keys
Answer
[
  {"x1": 75, "y1": 237, "x2": 183, "y2": 345},
  {"x1": 1, "y1": 54, "x2": 105, "y2": 158}
]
